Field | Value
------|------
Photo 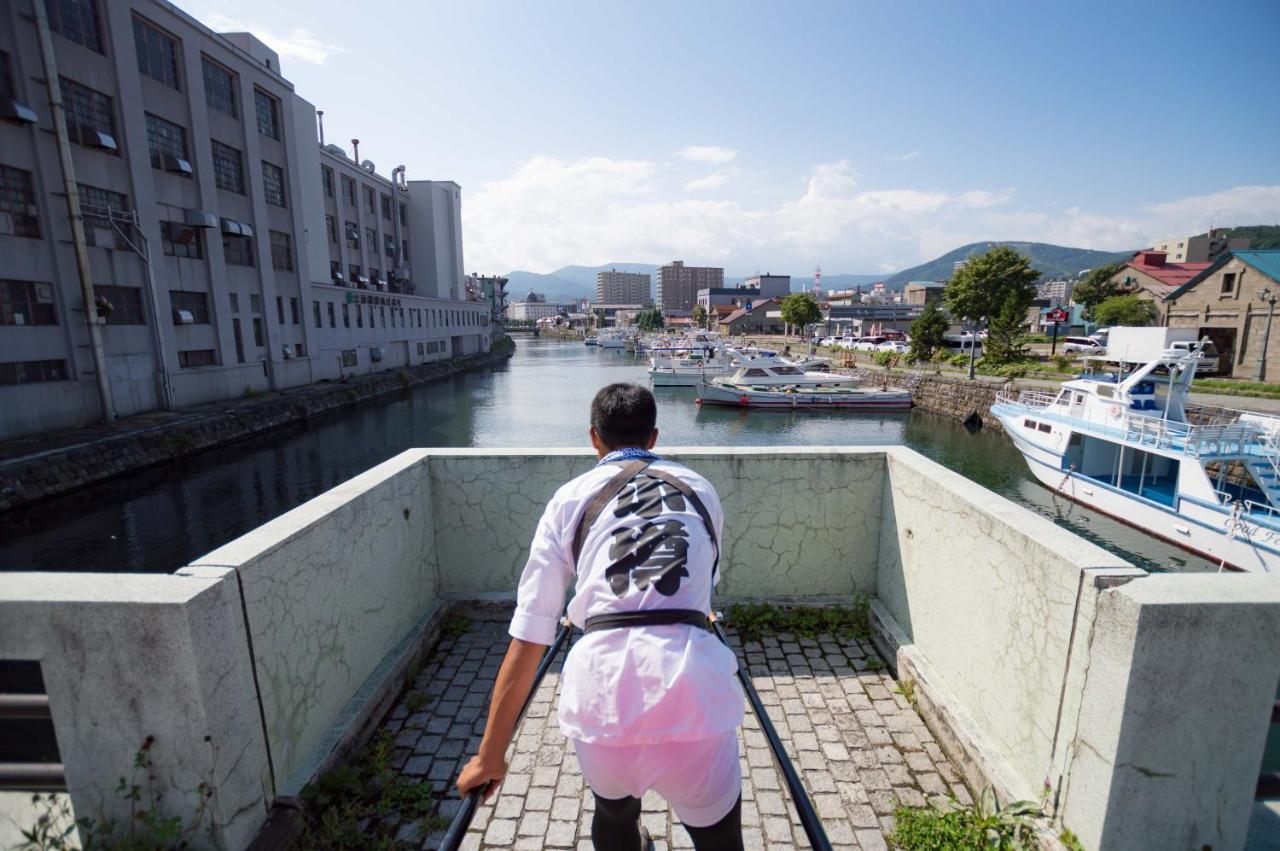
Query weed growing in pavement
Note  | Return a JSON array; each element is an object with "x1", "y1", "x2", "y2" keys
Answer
[
  {"x1": 890, "y1": 787, "x2": 1041, "y2": 850},
  {"x1": 727, "y1": 599, "x2": 870, "y2": 643}
]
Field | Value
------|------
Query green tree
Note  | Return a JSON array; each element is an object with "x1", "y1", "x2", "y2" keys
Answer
[
  {"x1": 1071, "y1": 262, "x2": 1123, "y2": 321},
  {"x1": 779, "y1": 293, "x2": 823, "y2": 335},
  {"x1": 1092, "y1": 294, "x2": 1156, "y2": 327},
  {"x1": 944, "y1": 245, "x2": 1039, "y2": 366},
  {"x1": 908, "y1": 300, "x2": 948, "y2": 362},
  {"x1": 691, "y1": 304, "x2": 708, "y2": 329},
  {"x1": 984, "y1": 291, "x2": 1032, "y2": 363},
  {"x1": 636, "y1": 308, "x2": 665, "y2": 331}
]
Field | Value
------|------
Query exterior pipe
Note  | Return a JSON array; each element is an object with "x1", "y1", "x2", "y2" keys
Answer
[
  {"x1": 391, "y1": 165, "x2": 405, "y2": 289},
  {"x1": 34, "y1": 0, "x2": 115, "y2": 423}
]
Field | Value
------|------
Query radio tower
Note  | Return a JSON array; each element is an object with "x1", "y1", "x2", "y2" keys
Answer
[{"x1": 813, "y1": 265, "x2": 822, "y2": 299}]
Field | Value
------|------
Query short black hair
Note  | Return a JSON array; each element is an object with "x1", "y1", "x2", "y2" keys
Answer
[{"x1": 591, "y1": 383, "x2": 657, "y2": 449}]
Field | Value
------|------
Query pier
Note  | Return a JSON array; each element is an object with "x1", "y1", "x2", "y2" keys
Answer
[{"x1": 2, "y1": 447, "x2": 1277, "y2": 849}]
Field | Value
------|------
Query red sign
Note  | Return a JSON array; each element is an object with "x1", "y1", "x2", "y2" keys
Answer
[{"x1": 1046, "y1": 307, "x2": 1069, "y2": 323}]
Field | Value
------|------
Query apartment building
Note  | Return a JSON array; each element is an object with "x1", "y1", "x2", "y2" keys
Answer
[
  {"x1": 0, "y1": 0, "x2": 489, "y2": 440},
  {"x1": 1150, "y1": 228, "x2": 1249, "y2": 264},
  {"x1": 656, "y1": 260, "x2": 723, "y2": 314},
  {"x1": 595, "y1": 269, "x2": 650, "y2": 305}
]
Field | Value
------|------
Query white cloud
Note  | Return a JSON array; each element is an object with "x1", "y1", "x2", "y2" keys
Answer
[
  {"x1": 463, "y1": 153, "x2": 1280, "y2": 275},
  {"x1": 893, "y1": 150, "x2": 921, "y2": 162},
  {"x1": 203, "y1": 13, "x2": 348, "y2": 65},
  {"x1": 675, "y1": 146, "x2": 738, "y2": 165},
  {"x1": 685, "y1": 168, "x2": 741, "y2": 191}
]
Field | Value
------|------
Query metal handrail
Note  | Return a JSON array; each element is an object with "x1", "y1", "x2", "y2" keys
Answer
[{"x1": 0, "y1": 763, "x2": 64, "y2": 790}]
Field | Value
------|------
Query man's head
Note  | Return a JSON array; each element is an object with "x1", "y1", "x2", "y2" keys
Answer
[{"x1": 589, "y1": 383, "x2": 658, "y2": 456}]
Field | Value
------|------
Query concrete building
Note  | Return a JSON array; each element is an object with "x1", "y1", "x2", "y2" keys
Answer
[
  {"x1": 822, "y1": 304, "x2": 922, "y2": 337},
  {"x1": 1036, "y1": 279, "x2": 1075, "y2": 304},
  {"x1": 1151, "y1": 228, "x2": 1249, "y2": 264},
  {"x1": 594, "y1": 269, "x2": 650, "y2": 305},
  {"x1": 0, "y1": 0, "x2": 489, "y2": 440},
  {"x1": 714, "y1": 298, "x2": 784, "y2": 335},
  {"x1": 587, "y1": 303, "x2": 644, "y2": 327},
  {"x1": 740, "y1": 273, "x2": 790, "y2": 300},
  {"x1": 467, "y1": 273, "x2": 507, "y2": 336},
  {"x1": 656, "y1": 259, "x2": 723, "y2": 314},
  {"x1": 506, "y1": 291, "x2": 559, "y2": 322},
  {"x1": 1163, "y1": 251, "x2": 1280, "y2": 377},
  {"x1": 902, "y1": 282, "x2": 945, "y2": 306}
]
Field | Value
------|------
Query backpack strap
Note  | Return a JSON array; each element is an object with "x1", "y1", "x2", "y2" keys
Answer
[{"x1": 571, "y1": 459, "x2": 653, "y2": 566}]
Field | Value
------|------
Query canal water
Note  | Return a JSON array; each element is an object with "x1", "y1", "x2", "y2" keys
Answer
[{"x1": 0, "y1": 337, "x2": 1206, "y2": 574}]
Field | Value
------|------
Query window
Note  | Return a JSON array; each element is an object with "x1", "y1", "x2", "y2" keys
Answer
[
  {"x1": 399, "y1": 204, "x2": 406, "y2": 227},
  {"x1": 133, "y1": 17, "x2": 180, "y2": 90},
  {"x1": 0, "y1": 166, "x2": 40, "y2": 238},
  {"x1": 356, "y1": 302, "x2": 364, "y2": 327},
  {"x1": 342, "y1": 303, "x2": 350, "y2": 328},
  {"x1": 233, "y1": 319, "x2": 245, "y2": 362},
  {"x1": 158, "y1": 221, "x2": 203, "y2": 258},
  {"x1": 380, "y1": 306, "x2": 386, "y2": 327},
  {"x1": 345, "y1": 220, "x2": 359, "y2": 249},
  {"x1": 1221, "y1": 272, "x2": 1237, "y2": 295},
  {"x1": 178, "y1": 349, "x2": 216, "y2": 368},
  {"x1": 261, "y1": 161, "x2": 286, "y2": 206},
  {"x1": 276, "y1": 296, "x2": 285, "y2": 325},
  {"x1": 340, "y1": 349, "x2": 357, "y2": 367},
  {"x1": 78, "y1": 184, "x2": 128, "y2": 247},
  {"x1": 290, "y1": 297, "x2": 299, "y2": 325},
  {"x1": 1, "y1": 280, "x2": 56, "y2": 325},
  {"x1": 384, "y1": 234, "x2": 395, "y2": 259},
  {"x1": 366, "y1": 227, "x2": 377, "y2": 254},
  {"x1": 46, "y1": 0, "x2": 103, "y2": 53},
  {"x1": 349, "y1": 264, "x2": 361, "y2": 283},
  {"x1": 326, "y1": 215, "x2": 337, "y2": 244},
  {"x1": 201, "y1": 57, "x2": 237, "y2": 118},
  {"x1": 254, "y1": 89, "x2": 279, "y2": 139},
  {"x1": 363, "y1": 186, "x2": 375, "y2": 214},
  {"x1": 0, "y1": 52, "x2": 12, "y2": 100},
  {"x1": 0, "y1": 359, "x2": 68, "y2": 384},
  {"x1": 327, "y1": 302, "x2": 335, "y2": 327},
  {"x1": 341, "y1": 176, "x2": 356, "y2": 205},
  {"x1": 223, "y1": 234, "x2": 254, "y2": 266},
  {"x1": 380, "y1": 193, "x2": 391, "y2": 221},
  {"x1": 329, "y1": 260, "x2": 342, "y2": 281},
  {"x1": 60, "y1": 77, "x2": 115, "y2": 148},
  {"x1": 402, "y1": 240, "x2": 409, "y2": 263},
  {"x1": 313, "y1": 300, "x2": 322, "y2": 328},
  {"x1": 370, "y1": 267, "x2": 380, "y2": 285},
  {"x1": 145, "y1": 113, "x2": 188, "y2": 171},
  {"x1": 170, "y1": 290, "x2": 209, "y2": 323},
  {"x1": 252, "y1": 317, "x2": 264, "y2": 346},
  {"x1": 211, "y1": 141, "x2": 244, "y2": 193},
  {"x1": 250, "y1": 294, "x2": 261, "y2": 314},
  {"x1": 269, "y1": 230, "x2": 293, "y2": 271},
  {"x1": 94, "y1": 285, "x2": 144, "y2": 325}
]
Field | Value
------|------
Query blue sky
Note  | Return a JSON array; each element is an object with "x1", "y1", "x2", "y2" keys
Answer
[{"x1": 195, "y1": 0, "x2": 1280, "y2": 276}]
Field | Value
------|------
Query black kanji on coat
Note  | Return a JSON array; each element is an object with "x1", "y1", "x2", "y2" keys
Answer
[
  {"x1": 613, "y1": 475, "x2": 687, "y2": 520},
  {"x1": 604, "y1": 519, "x2": 690, "y2": 597}
]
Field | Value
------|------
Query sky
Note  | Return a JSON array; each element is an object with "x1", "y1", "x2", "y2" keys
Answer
[{"x1": 193, "y1": 0, "x2": 1280, "y2": 276}]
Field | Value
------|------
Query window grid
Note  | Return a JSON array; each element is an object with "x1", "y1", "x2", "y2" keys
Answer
[
  {"x1": 363, "y1": 186, "x2": 375, "y2": 214},
  {"x1": 261, "y1": 161, "x2": 286, "y2": 207},
  {"x1": 0, "y1": 51, "x2": 15, "y2": 100},
  {"x1": 1, "y1": 280, "x2": 57, "y2": 325},
  {"x1": 145, "y1": 113, "x2": 188, "y2": 169},
  {"x1": 341, "y1": 176, "x2": 355, "y2": 205},
  {"x1": 60, "y1": 77, "x2": 116, "y2": 147},
  {"x1": 380, "y1": 194, "x2": 391, "y2": 221},
  {"x1": 46, "y1": 0, "x2": 103, "y2": 54},
  {"x1": 133, "y1": 17, "x2": 180, "y2": 90},
  {"x1": 201, "y1": 57, "x2": 237, "y2": 118},
  {"x1": 161, "y1": 221, "x2": 203, "y2": 259},
  {"x1": 0, "y1": 166, "x2": 41, "y2": 238},
  {"x1": 290, "y1": 297, "x2": 300, "y2": 325},
  {"x1": 211, "y1": 141, "x2": 244, "y2": 193},
  {"x1": 223, "y1": 234, "x2": 254, "y2": 266},
  {"x1": 322, "y1": 167, "x2": 334, "y2": 198},
  {"x1": 78, "y1": 183, "x2": 129, "y2": 247},
  {"x1": 0, "y1": 359, "x2": 69, "y2": 384},
  {"x1": 170, "y1": 290, "x2": 209, "y2": 323},
  {"x1": 325, "y1": 215, "x2": 337, "y2": 244},
  {"x1": 178, "y1": 349, "x2": 217, "y2": 368},
  {"x1": 254, "y1": 89, "x2": 279, "y2": 139},
  {"x1": 269, "y1": 230, "x2": 293, "y2": 272},
  {"x1": 94, "y1": 285, "x2": 145, "y2": 325}
]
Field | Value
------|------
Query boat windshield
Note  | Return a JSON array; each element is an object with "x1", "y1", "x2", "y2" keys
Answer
[{"x1": 771, "y1": 366, "x2": 803, "y2": 375}]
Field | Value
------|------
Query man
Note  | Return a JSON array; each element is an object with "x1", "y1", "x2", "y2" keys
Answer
[{"x1": 457, "y1": 383, "x2": 745, "y2": 850}]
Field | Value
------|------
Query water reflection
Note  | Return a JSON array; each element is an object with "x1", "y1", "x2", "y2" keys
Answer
[{"x1": 0, "y1": 338, "x2": 1209, "y2": 573}]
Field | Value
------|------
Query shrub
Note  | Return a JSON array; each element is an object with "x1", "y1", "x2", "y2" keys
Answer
[{"x1": 890, "y1": 788, "x2": 1041, "y2": 850}]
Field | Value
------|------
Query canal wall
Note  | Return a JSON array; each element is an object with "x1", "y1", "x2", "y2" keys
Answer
[
  {"x1": 0, "y1": 347, "x2": 513, "y2": 515},
  {"x1": 906, "y1": 373, "x2": 1011, "y2": 431},
  {"x1": 3, "y1": 448, "x2": 1279, "y2": 850}
]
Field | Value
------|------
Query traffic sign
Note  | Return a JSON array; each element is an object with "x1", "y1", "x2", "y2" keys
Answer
[{"x1": 1046, "y1": 307, "x2": 1068, "y2": 323}]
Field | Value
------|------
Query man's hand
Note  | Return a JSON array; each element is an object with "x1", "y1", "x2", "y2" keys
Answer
[{"x1": 456, "y1": 753, "x2": 506, "y2": 801}]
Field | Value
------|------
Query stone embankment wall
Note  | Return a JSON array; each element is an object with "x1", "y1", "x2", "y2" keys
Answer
[
  {"x1": 0, "y1": 348, "x2": 513, "y2": 514},
  {"x1": 908, "y1": 374, "x2": 1011, "y2": 430}
]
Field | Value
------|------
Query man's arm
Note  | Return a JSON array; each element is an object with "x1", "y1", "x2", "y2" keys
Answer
[{"x1": 455, "y1": 636, "x2": 546, "y2": 799}]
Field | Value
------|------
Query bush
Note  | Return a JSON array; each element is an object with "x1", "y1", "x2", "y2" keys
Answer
[
  {"x1": 1050, "y1": 354, "x2": 1074, "y2": 373},
  {"x1": 948, "y1": 353, "x2": 971, "y2": 368},
  {"x1": 891, "y1": 789, "x2": 1041, "y2": 850},
  {"x1": 975, "y1": 360, "x2": 1033, "y2": 379}
]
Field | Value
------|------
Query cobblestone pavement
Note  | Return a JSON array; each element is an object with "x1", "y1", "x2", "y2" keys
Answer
[{"x1": 379, "y1": 610, "x2": 970, "y2": 850}]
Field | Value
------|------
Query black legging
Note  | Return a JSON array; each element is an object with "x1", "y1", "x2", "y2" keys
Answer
[{"x1": 592, "y1": 793, "x2": 744, "y2": 850}]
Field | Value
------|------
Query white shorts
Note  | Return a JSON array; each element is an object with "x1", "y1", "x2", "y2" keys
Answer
[{"x1": 573, "y1": 730, "x2": 742, "y2": 828}]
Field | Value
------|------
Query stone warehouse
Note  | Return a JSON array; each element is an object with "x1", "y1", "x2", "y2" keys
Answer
[
  {"x1": 0, "y1": 0, "x2": 494, "y2": 441},
  {"x1": 2, "y1": 448, "x2": 1277, "y2": 850}
]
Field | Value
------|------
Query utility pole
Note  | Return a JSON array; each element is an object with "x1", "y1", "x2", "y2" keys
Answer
[
  {"x1": 1257, "y1": 288, "x2": 1277, "y2": 382},
  {"x1": 967, "y1": 319, "x2": 979, "y2": 380},
  {"x1": 35, "y1": 0, "x2": 115, "y2": 423}
]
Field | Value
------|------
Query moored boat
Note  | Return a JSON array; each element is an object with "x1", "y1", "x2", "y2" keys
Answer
[
  {"x1": 991, "y1": 343, "x2": 1280, "y2": 573},
  {"x1": 696, "y1": 381, "x2": 912, "y2": 409}
]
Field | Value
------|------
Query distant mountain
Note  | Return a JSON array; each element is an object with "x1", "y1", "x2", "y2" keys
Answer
[
  {"x1": 504, "y1": 270, "x2": 592, "y2": 304},
  {"x1": 882, "y1": 242, "x2": 1133, "y2": 286}
]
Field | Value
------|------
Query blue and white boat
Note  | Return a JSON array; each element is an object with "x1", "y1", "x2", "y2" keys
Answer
[{"x1": 992, "y1": 345, "x2": 1279, "y2": 573}]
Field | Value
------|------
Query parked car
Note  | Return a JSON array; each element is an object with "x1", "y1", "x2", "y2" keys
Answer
[
  {"x1": 853, "y1": 336, "x2": 887, "y2": 352},
  {"x1": 1061, "y1": 336, "x2": 1105, "y2": 355},
  {"x1": 876, "y1": 340, "x2": 909, "y2": 354}
]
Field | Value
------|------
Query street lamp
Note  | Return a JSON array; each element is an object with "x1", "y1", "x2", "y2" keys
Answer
[{"x1": 1258, "y1": 288, "x2": 1277, "y2": 382}]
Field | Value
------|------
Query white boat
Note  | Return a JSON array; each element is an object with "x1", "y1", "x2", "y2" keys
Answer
[
  {"x1": 649, "y1": 346, "x2": 736, "y2": 386},
  {"x1": 696, "y1": 362, "x2": 910, "y2": 409},
  {"x1": 584, "y1": 336, "x2": 599, "y2": 346},
  {"x1": 991, "y1": 344, "x2": 1280, "y2": 573},
  {"x1": 597, "y1": 331, "x2": 627, "y2": 349}
]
